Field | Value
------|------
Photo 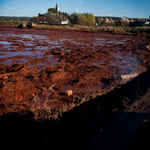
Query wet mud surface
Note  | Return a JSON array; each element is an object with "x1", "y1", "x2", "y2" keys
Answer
[
  {"x1": 1, "y1": 27, "x2": 150, "y2": 149},
  {"x1": 1, "y1": 67, "x2": 150, "y2": 150},
  {"x1": 0, "y1": 27, "x2": 150, "y2": 116}
]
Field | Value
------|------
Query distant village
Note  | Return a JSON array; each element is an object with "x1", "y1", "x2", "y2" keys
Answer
[
  {"x1": 0, "y1": 3, "x2": 150, "y2": 27},
  {"x1": 95, "y1": 16, "x2": 150, "y2": 27},
  {"x1": 32, "y1": 4, "x2": 150, "y2": 27}
]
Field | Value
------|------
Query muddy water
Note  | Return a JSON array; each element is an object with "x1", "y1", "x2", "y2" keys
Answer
[
  {"x1": 0, "y1": 28, "x2": 141, "y2": 68},
  {"x1": 0, "y1": 27, "x2": 148, "y2": 91}
]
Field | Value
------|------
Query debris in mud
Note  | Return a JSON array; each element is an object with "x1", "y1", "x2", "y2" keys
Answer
[
  {"x1": 15, "y1": 22, "x2": 36, "y2": 29},
  {"x1": 121, "y1": 73, "x2": 139, "y2": 81}
]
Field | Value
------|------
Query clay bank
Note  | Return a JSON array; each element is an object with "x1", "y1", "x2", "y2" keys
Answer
[{"x1": 0, "y1": 27, "x2": 150, "y2": 119}]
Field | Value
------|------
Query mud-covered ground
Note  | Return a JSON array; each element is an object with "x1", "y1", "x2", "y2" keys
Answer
[
  {"x1": 0, "y1": 27, "x2": 150, "y2": 116},
  {"x1": 0, "y1": 27, "x2": 150, "y2": 149}
]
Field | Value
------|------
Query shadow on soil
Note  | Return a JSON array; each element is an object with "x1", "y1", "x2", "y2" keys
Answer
[{"x1": 1, "y1": 67, "x2": 150, "y2": 150}]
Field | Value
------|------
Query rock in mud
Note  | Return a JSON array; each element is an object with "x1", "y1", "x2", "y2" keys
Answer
[
  {"x1": 3, "y1": 76, "x2": 8, "y2": 80},
  {"x1": 65, "y1": 90, "x2": 73, "y2": 96},
  {"x1": 121, "y1": 73, "x2": 139, "y2": 81},
  {"x1": 146, "y1": 44, "x2": 150, "y2": 51}
]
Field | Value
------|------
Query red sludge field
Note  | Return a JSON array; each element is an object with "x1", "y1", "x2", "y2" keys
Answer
[
  {"x1": 0, "y1": 27, "x2": 150, "y2": 119},
  {"x1": 1, "y1": 26, "x2": 150, "y2": 150}
]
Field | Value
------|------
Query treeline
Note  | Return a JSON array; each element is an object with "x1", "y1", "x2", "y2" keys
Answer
[
  {"x1": 0, "y1": 16, "x2": 30, "y2": 22},
  {"x1": 1, "y1": 7, "x2": 149, "y2": 27},
  {"x1": 37, "y1": 7, "x2": 95, "y2": 26},
  {"x1": 69, "y1": 13, "x2": 95, "y2": 25},
  {"x1": 38, "y1": 12, "x2": 62, "y2": 25},
  {"x1": 37, "y1": 8, "x2": 68, "y2": 25}
]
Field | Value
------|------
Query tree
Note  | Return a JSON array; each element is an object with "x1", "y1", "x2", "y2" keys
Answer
[
  {"x1": 38, "y1": 13, "x2": 43, "y2": 17},
  {"x1": 78, "y1": 14, "x2": 86, "y2": 25},
  {"x1": 37, "y1": 8, "x2": 69, "y2": 25},
  {"x1": 48, "y1": 8, "x2": 57, "y2": 13},
  {"x1": 83, "y1": 13, "x2": 95, "y2": 25},
  {"x1": 46, "y1": 12, "x2": 62, "y2": 25},
  {"x1": 69, "y1": 13, "x2": 79, "y2": 24},
  {"x1": 60, "y1": 12, "x2": 69, "y2": 20},
  {"x1": 69, "y1": 12, "x2": 95, "y2": 25}
]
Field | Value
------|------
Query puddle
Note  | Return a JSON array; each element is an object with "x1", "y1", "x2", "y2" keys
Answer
[
  {"x1": 113, "y1": 52, "x2": 138, "y2": 65},
  {"x1": 0, "y1": 44, "x2": 18, "y2": 51},
  {"x1": 2, "y1": 59, "x2": 13, "y2": 65},
  {"x1": 28, "y1": 63, "x2": 47, "y2": 70},
  {"x1": 28, "y1": 64, "x2": 36, "y2": 68},
  {"x1": 34, "y1": 51, "x2": 45, "y2": 58},
  {"x1": 0, "y1": 48, "x2": 45, "y2": 59},
  {"x1": 106, "y1": 41, "x2": 124, "y2": 45},
  {"x1": 50, "y1": 45, "x2": 62, "y2": 50},
  {"x1": 0, "y1": 51, "x2": 35, "y2": 58},
  {"x1": 94, "y1": 37, "x2": 125, "y2": 46},
  {"x1": 2, "y1": 58, "x2": 28, "y2": 65},
  {"x1": 5, "y1": 33, "x2": 47, "y2": 40},
  {"x1": 36, "y1": 46, "x2": 50, "y2": 50},
  {"x1": 0, "y1": 28, "x2": 146, "y2": 74},
  {"x1": 91, "y1": 59, "x2": 106, "y2": 65},
  {"x1": 37, "y1": 63, "x2": 47, "y2": 70},
  {"x1": 94, "y1": 38, "x2": 106, "y2": 46},
  {"x1": 0, "y1": 41, "x2": 12, "y2": 45},
  {"x1": 110, "y1": 51, "x2": 139, "y2": 75},
  {"x1": 24, "y1": 43, "x2": 36, "y2": 47},
  {"x1": 65, "y1": 49, "x2": 72, "y2": 52}
]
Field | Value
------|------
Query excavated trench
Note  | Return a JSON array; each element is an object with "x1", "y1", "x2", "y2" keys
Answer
[{"x1": 0, "y1": 27, "x2": 150, "y2": 149}]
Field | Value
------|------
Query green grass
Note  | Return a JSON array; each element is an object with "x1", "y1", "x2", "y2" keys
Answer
[
  {"x1": 0, "y1": 21, "x2": 26, "y2": 26},
  {"x1": 35, "y1": 24, "x2": 150, "y2": 34}
]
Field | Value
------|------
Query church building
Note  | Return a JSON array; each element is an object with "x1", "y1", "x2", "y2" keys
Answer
[{"x1": 55, "y1": 3, "x2": 59, "y2": 13}]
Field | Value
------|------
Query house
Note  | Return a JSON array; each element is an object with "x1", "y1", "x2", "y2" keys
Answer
[
  {"x1": 121, "y1": 17, "x2": 130, "y2": 22},
  {"x1": 95, "y1": 17, "x2": 115, "y2": 25},
  {"x1": 61, "y1": 19, "x2": 69, "y2": 25},
  {"x1": 130, "y1": 20, "x2": 146, "y2": 27},
  {"x1": 118, "y1": 17, "x2": 130, "y2": 23},
  {"x1": 33, "y1": 17, "x2": 48, "y2": 24},
  {"x1": 105, "y1": 18, "x2": 114, "y2": 24},
  {"x1": 145, "y1": 21, "x2": 149, "y2": 25},
  {"x1": 117, "y1": 17, "x2": 130, "y2": 26}
]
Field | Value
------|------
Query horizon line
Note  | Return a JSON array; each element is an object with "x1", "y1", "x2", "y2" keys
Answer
[{"x1": 0, "y1": 15, "x2": 149, "y2": 19}]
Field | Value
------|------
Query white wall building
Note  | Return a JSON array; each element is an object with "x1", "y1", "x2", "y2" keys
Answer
[{"x1": 61, "y1": 19, "x2": 69, "y2": 25}]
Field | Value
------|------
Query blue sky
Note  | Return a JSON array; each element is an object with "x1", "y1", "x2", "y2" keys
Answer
[{"x1": 0, "y1": 0, "x2": 150, "y2": 18}]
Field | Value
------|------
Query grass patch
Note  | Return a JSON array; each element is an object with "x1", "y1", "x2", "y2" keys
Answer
[
  {"x1": 35, "y1": 24, "x2": 150, "y2": 34},
  {"x1": 1, "y1": 21, "x2": 150, "y2": 34},
  {"x1": 0, "y1": 21, "x2": 25, "y2": 26}
]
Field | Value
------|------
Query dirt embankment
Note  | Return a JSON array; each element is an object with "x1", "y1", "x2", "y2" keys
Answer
[{"x1": 1, "y1": 66, "x2": 150, "y2": 150}]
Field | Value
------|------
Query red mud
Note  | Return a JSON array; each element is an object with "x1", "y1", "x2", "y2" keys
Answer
[{"x1": 0, "y1": 26, "x2": 150, "y2": 116}]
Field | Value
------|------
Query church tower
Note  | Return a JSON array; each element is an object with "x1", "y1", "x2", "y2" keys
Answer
[{"x1": 56, "y1": 3, "x2": 59, "y2": 13}]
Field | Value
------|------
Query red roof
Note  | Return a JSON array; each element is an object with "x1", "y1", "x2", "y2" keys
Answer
[{"x1": 33, "y1": 17, "x2": 47, "y2": 21}]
